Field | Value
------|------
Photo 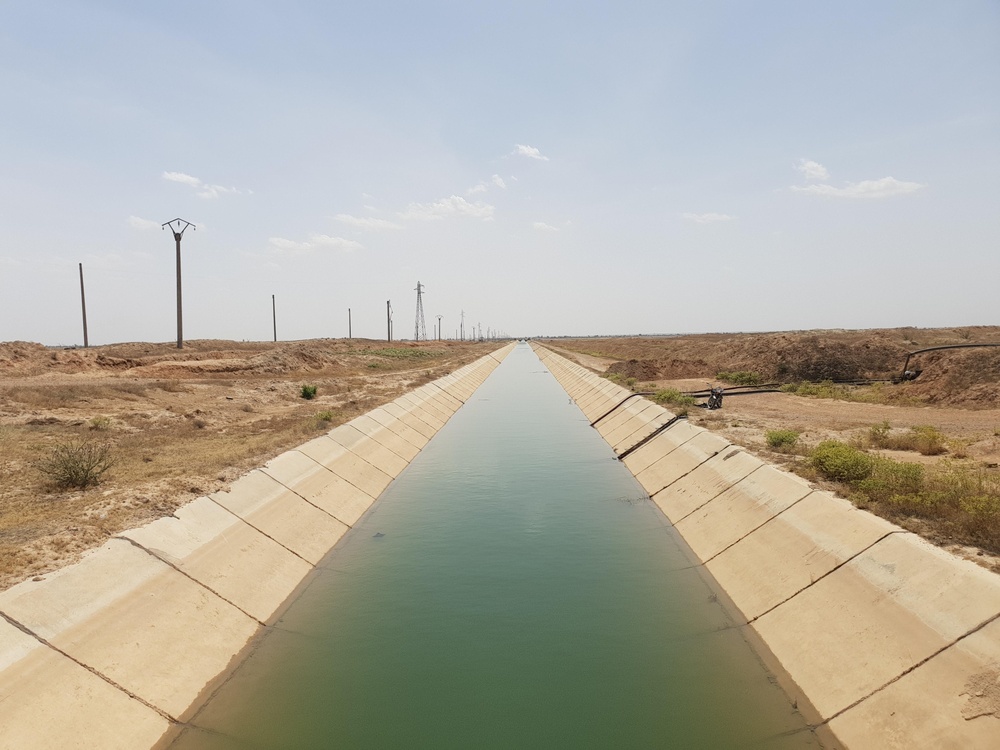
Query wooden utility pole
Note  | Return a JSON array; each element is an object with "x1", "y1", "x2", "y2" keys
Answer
[
  {"x1": 272, "y1": 294, "x2": 277, "y2": 342},
  {"x1": 348, "y1": 308, "x2": 352, "y2": 339},
  {"x1": 78, "y1": 263, "x2": 89, "y2": 347},
  {"x1": 386, "y1": 300, "x2": 392, "y2": 342}
]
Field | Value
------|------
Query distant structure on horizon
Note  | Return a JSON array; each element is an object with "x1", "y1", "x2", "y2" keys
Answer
[{"x1": 414, "y1": 281, "x2": 427, "y2": 341}]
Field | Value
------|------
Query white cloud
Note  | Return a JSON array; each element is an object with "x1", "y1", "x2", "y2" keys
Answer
[
  {"x1": 399, "y1": 195, "x2": 495, "y2": 221},
  {"x1": 681, "y1": 212, "x2": 736, "y2": 224},
  {"x1": 512, "y1": 144, "x2": 549, "y2": 161},
  {"x1": 269, "y1": 234, "x2": 363, "y2": 254},
  {"x1": 127, "y1": 216, "x2": 160, "y2": 230},
  {"x1": 162, "y1": 171, "x2": 246, "y2": 199},
  {"x1": 491, "y1": 174, "x2": 507, "y2": 189},
  {"x1": 334, "y1": 214, "x2": 401, "y2": 230},
  {"x1": 795, "y1": 159, "x2": 830, "y2": 181},
  {"x1": 162, "y1": 171, "x2": 201, "y2": 187},
  {"x1": 467, "y1": 183, "x2": 489, "y2": 194},
  {"x1": 792, "y1": 177, "x2": 926, "y2": 199},
  {"x1": 532, "y1": 222, "x2": 559, "y2": 231}
]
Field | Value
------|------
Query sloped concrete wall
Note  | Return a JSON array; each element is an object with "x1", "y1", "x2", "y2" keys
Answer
[
  {"x1": 0, "y1": 343, "x2": 515, "y2": 750},
  {"x1": 533, "y1": 343, "x2": 1000, "y2": 750}
]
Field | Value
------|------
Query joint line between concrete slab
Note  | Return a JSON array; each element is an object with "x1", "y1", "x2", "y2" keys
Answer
[
  {"x1": 667, "y1": 461, "x2": 762, "y2": 524},
  {"x1": 701, "y1": 490, "x2": 816, "y2": 566},
  {"x1": 647, "y1": 445, "x2": 734, "y2": 507},
  {"x1": 820, "y1": 608, "x2": 1000, "y2": 727},
  {"x1": 114, "y1": 536, "x2": 265, "y2": 627},
  {"x1": 261, "y1": 462, "x2": 366, "y2": 529},
  {"x1": 207, "y1": 497, "x2": 316, "y2": 567},
  {"x1": 748, "y1": 529, "x2": 911, "y2": 625},
  {"x1": 0, "y1": 608, "x2": 178, "y2": 724}
]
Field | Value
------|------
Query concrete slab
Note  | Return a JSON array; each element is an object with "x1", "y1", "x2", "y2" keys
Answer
[
  {"x1": 390, "y1": 394, "x2": 447, "y2": 431},
  {"x1": 366, "y1": 407, "x2": 430, "y2": 448},
  {"x1": 296, "y1": 436, "x2": 393, "y2": 498},
  {"x1": 608, "y1": 406, "x2": 674, "y2": 453},
  {"x1": 343, "y1": 415, "x2": 421, "y2": 461},
  {"x1": 705, "y1": 491, "x2": 899, "y2": 621},
  {"x1": 381, "y1": 401, "x2": 438, "y2": 439},
  {"x1": 621, "y1": 419, "x2": 702, "y2": 475},
  {"x1": 261, "y1": 448, "x2": 380, "y2": 525},
  {"x1": 673, "y1": 466, "x2": 813, "y2": 560},
  {"x1": 593, "y1": 398, "x2": 653, "y2": 438},
  {"x1": 0, "y1": 539, "x2": 259, "y2": 719},
  {"x1": 0, "y1": 619, "x2": 170, "y2": 750},
  {"x1": 121, "y1": 497, "x2": 312, "y2": 623},
  {"x1": 210, "y1": 470, "x2": 350, "y2": 564},
  {"x1": 828, "y1": 616, "x2": 1000, "y2": 749},
  {"x1": 753, "y1": 532, "x2": 1000, "y2": 719},
  {"x1": 651, "y1": 447, "x2": 762, "y2": 523},
  {"x1": 326, "y1": 426, "x2": 409, "y2": 477},
  {"x1": 635, "y1": 430, "x2": 731, "y2": 499},
  {"x1": 396, "y1": 392, "x2": 450, "y2": 426}
]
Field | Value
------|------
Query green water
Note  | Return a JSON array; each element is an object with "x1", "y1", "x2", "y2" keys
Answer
[{"x1": 171, "y1": 344, "x2": 816, "y2": 749}]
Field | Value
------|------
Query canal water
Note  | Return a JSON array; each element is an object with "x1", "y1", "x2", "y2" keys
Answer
[{"x1": 170, "y1": 343, "x2": 816, "y2": 749}]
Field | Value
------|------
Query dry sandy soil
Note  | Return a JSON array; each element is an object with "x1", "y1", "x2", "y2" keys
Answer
[
  {"x1": 0, "y1": 338, "x2": 498, "y2": 591},
  {"x1": 544, "y1": 326, "x2": 1000, "y2": 572}
]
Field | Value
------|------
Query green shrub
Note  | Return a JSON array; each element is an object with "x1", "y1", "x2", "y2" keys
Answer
[
  {"x1": 300, "y1": 384, "x2": 318, "y2": 400},
  {"x1": 716, "y1": 371, "x2": 763, "y2": 386},
  {"x1": 652, "y1": 389, "x2": 697, "y2": 408},
  {"x1": 603, "y1": 372, "x2": 624, "y2": 384},
  {"x1": 36, "y1": 438, "x2": 115, "y2": 489},
  {"x1": 811, "y1": 440, "x2": 873, "y2": 482},
  {"x1": 765, "y1": 429, "x2": 800, "y2": 450},
  {"x1": 855, "y1": 458, "x2": 925, "y2": 504},
  {"x1": 316, "y1": 410, "x2": 335, "y2": 422}
]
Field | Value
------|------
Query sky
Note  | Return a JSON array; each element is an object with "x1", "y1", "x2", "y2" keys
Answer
[{"x1": 1, "y1": 1, "x2": 998, "y2": 345}]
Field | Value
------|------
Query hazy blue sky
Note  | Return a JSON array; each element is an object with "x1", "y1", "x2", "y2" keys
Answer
[{"x1": 2, "y1": 1, "x2": 997, "y2": 344}]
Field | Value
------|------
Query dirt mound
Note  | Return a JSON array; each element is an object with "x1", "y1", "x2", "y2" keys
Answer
[
  {"x1": 900, "y1": 348, "x2": 1000, "y2": 407},
  {"x1": 550, "y1": 327, "x2": 1000, "y2": 408},
  {"x1": 605, "y1": 359, "x2": 659, "y2": 380}
]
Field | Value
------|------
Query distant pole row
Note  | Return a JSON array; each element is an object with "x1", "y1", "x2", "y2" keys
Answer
[{"x1": 81, "y1": 224, "x2": 507, "y2": 346}]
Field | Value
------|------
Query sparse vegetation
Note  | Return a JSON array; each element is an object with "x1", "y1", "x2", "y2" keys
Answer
[
  {"x1": 316, "y1": 410, "x2": 335, "y2": 422},
  {"x1": 867, "y1": 422, "x2": 948, "y2": 455},
  {"x1": 362, "y1": 347, "x2": 438, "y2": 359},
  {"x1": 35, "y1": 438, "x2": 116, "y2": 489},
  {"x1": 652, "y1": 388, "x2": 698, "y2": 410},
  {"x1": 300, "y1": 384, "x2": 318, "y2": 400},
  {"x1": 765, "y1": 429, "x2": 800, "y2": 450},
  {"x1": 89, "y1": 416, "x2": 111, "y2": 431},
  {"x1": 717, "y1": 371, "x2": 763, "y2": 386}
]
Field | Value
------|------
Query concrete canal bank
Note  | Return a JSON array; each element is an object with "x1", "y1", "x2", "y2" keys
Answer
[
  {"x1": 532, "y1": 343, "x2": 1000, "y2": 749},
  {"x1": 0, "y1": 344, "x2": 514, "y2": 750}
]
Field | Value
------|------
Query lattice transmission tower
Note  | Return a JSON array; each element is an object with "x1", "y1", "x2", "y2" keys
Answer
[{"x1": 414, "y1": 281, "x2": 427, "y2": 341}]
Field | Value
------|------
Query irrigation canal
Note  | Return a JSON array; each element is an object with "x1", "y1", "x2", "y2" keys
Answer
[{"x1": 169, "y1": 342, "x2": 817, "y2": 749}]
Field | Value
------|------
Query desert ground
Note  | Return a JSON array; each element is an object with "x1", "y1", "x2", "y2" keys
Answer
[
  {"x1": 544, "y1": 325, "x2": 1000, "y2": 573},
  {"x1": 1, "y1": 327, "x2": 998, "y2": 591},
  {"x1": 0, "y1": 338, "x2": 497, "y2": 591}
]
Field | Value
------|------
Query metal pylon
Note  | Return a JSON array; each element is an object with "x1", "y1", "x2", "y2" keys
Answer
[{"x1": 414, "y1": 281, "x2": 427, "y2": 341}]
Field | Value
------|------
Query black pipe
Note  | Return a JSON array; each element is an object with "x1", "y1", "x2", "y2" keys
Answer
[{"x1": 617, "y1": 414, "x2": 687, "y2": 461}]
